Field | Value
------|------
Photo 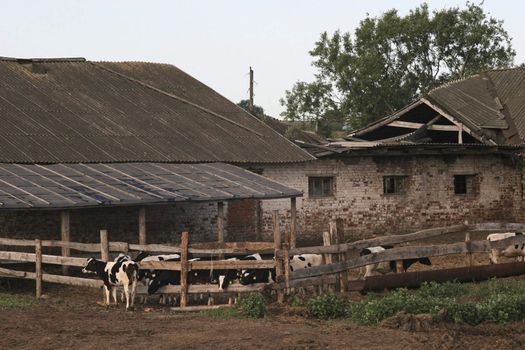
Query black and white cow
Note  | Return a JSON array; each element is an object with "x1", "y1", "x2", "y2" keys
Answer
[
  {"x1": 359, "y1": 245, "x2": 431, "y2": 278},
  {"x1": 82, "y1": 257, "x2": 138, "y2": 310},
  {"x1": 239, "y1": 253, "x2": 323, "y2": 285},
  {"x1": 487, "y1": 232, "x2": 525, "y2": 264}
]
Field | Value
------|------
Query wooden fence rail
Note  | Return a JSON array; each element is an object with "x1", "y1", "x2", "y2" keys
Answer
[
  {"x1": 0, "y1": 237, "x2": 274, "y2": 255},
  {"x1": 277, "y1": 223, "x2": 468, "y2": 257},
  {"x1": 286, "y1": 234, "x2": 525, "y2": 281}
]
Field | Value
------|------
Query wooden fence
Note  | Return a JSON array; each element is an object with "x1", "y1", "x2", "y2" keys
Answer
[{"x1": 2, "y1": 220, "x2": 525, "y2": 309}]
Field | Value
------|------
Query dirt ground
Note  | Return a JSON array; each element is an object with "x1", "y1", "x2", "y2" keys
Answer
[
  {"x1": 2, "y1": 283, "x2": 525, "y2": 350},
  {"x1": 2, "y1": 229, "x2": 524, "y2": 350}
]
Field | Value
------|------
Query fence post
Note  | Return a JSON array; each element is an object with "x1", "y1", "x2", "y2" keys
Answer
[
  {"x1": 60, "y1": 210, "x2": 70, "y2": 275},
  {"x1": 180, "y1": 231, "x2": 189, "y2": 308},
  {"x1": 100, "y1": 229, "x2": 109, "y2": 262},
  {"x1": 273, "y1": 210, "x2": 284, "y2": 303},
  {"x1": 139, "y1": 206, "x2": 147, "y2": 245},
  {"x1": 35, "y1": 239, "x2": 42, "y2": 299},
  {"x1": 330, "y1": 218, "x2": 347, "y2": 294},
  {"x1": 290, "y1": 197, "x2": 297, "y2": 249},
  {"x1": 283, "y1": 242, "x2": 290, "y2": 291},
  {"x1": 465, "y1": 232, "x2": 473, "y2": 267},
  {"x1": 322, "y1": 230, "x2": 333, "y2": 292}
]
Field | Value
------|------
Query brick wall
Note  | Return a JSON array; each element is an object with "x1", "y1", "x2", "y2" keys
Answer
[
  {"x1": 0, "y1": 202, "x2": 221, "y2": 244},
  {"x1": 261, "y1": 154, "x2": 523, "y2": 244}
]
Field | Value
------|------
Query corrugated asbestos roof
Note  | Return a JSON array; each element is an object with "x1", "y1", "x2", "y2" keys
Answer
[
  {"x1": 0, "y1": 57, "x2": 313, "y2": 164},
  {"x1": 0, "y1": 162, "x2": 302, "y2": 209}
]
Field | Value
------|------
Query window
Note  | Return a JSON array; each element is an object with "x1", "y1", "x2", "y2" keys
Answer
[
  {"x1": 454, "y1": 175, "x2": 476, "y2": 195},
  {"x1": 308, "y1": 177, "x2": 334, "y2": 198},
  {"x1": 383, "y1": 176, "x2": 406, "y2": 194}
]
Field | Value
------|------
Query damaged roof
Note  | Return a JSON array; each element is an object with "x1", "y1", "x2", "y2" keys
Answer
[
  {"x1": 0, "y1": 57, "x2": 313, "y2": 164},
  {"x1": 350, "y1": 68, "x2": 525, "y2": 145}
]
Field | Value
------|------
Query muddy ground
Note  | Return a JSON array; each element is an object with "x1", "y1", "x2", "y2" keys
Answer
[{"x1": 1, "y1": 229, "x2": 524, "y2": 349}]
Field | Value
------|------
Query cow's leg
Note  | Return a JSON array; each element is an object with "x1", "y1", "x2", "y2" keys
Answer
[
  {"x1": 103, "y1": 285, "x2": 110, "y2": 307},
  {"x1": 489, "y1": 249, "x2": 498, "y2": 264},
  {"x1": 130, "y1": 279, "x2": 137, "y2": 308},
  {"x1": 111, "y1": 287, "x2": 118, "y2": 305},
  {"x1": 123, "y1": 283, "x2": 130, "y2": 310}
]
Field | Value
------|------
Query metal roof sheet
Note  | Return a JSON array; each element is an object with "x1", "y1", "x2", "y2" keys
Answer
[
  {"x1": 0, "y1": 58, "x2": 313, "y2": 164},
  {"x1": 0, "y1": 162, "x2": 302, "y2": 209}
]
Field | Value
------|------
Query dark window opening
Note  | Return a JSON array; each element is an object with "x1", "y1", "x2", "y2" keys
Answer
[
  {"x1": 308, "y1": 177, "x2": 334, "y2": 198},
  {"x1": 383, "y1": 176, "x2": 406, "y2": 194},
  {"x1": 454, "y1": 175, "x2": 476, "y2": 195}
]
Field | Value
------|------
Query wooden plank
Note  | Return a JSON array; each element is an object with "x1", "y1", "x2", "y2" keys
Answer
[
  {"x1": 140, "y1": 260, "x2": 274, "y2": 271},
  {"x1": 388, "y1": 120, "x2": 459, "y2": 131},
  {"x1": 139, "y1": 206, "x2": 146, "y2": 245},
  {"x1": 136, "y1": 282, "x2": 267, "y2": 295},
  {"x1": 465, "y1": 232, "x2": 473, "y2": 266},
  {"x1": 0, "y1": 267, "x2": 103, "y2": 288},
  {"x1": 290, "y1": 197, "x2": 297, "y2": 249},
  {"x1": 100, "y1": 229, "x2": 109, "y2": 262},
  {"x1": 471, "y1": 222, "x2": 525, "y2": 232},
  {"x1": 273, "y1": 210, "x2": 284, "y2": 303},
  {"x1": 42, "y1": 240, "x2": 100, "y2": 253},
  {"x1": 288, "y1": 237, "x2": 525, "y2": 281},
  {"x1": 282, "y1": 223, "x2": 468, "y2": 256},
  {"x1": 362, "y1": 261, "x2": 525, "y2": 292},
  {"x1": 35, "y1": 239, "x2": 42, "y2": 298},
  {"x1": 0, "y1": 251, "x2": 86, "y2": 266},
  {"x1": 60, "y1": 210, "x2": 70, "y2": 275},
  {"x1": 180, "y1": 231, "x2": 189, "y2": 308},
  {"x1": 0, "y1": 237, "x2": 35, "y2": 247},
  {"x1": 171, "y1": 304, "x2": 234, "y2": 312}
]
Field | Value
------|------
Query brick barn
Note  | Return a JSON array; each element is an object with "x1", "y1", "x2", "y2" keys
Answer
[
  {"x1": 0, "y1": 57, "x2": 312, "y2": 245},
  {"x1": 259, "y1": 68, "x2": 525, "y2": 243}
]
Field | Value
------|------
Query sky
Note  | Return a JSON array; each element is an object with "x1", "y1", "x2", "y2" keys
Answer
[{"x1": 1, "y1": 0, "x2": 524, "y2": 118}]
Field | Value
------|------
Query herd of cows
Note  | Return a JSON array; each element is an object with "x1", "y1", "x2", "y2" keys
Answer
[{"x1": 80, "y1": 231, "x2": 525, "y2": 310}]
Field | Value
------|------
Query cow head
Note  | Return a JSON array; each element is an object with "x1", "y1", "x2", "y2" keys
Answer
[
  {"x1": 134, "y1": 251, "x2": 150, "y2": 262},
  {"x1": 218, "y1": 269, "x2": 240, "y2": 290},
  {"x1": 82, "y1": 257, "x2": 98, "y2": 274}
]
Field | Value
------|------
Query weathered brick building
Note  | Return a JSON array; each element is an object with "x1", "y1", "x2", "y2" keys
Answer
[{"x1": 259, "y1": 68, "x2": 525, "y2": 243}]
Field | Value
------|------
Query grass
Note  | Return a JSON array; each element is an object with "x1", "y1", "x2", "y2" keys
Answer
[
  {"x1": 0, "y1": 292, "x2": 35, "y2": 310},
  {"x1": 199, "y1": 306, "x2": 240, "y2": 318},
  {"x1": 346, "y1": 278, "x2": 525, "y2": 325}
]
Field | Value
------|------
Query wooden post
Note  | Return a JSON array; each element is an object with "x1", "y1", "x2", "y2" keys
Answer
[
  {"x1": 35, "y1": 239, "x2": 42, "y2": 299},
  {"x1": 322, "y1": 231, "x2": 332, "y2": 264},
  {"x1": 249, "y1": 67, "x2": 254, "y2": 113},
  {"x1": 217, "y1": 202, "x2": 224, "y2": 243},
  {"x1": 139, "y1": 206, "x2": 146, "y2": 245},
  {"x1": 100, "y1": 229, "x2": 109, "y2": 262},
  {"x1": 330, "y1": 218, "x2": 347, "y2": 294},
  {"x1": 465, "y1": 232, "x2": 473, "y2": 267},
  {"x1": 273, "y1": 210, "x2": 284, "y2": 303},
  {"x1": 60, "y1": 210, "x2": 70, "y2": 275},
  {"x1": 396, "y1": 260, "x2": 404, "y2": 273},
  {"x1": 180, "y1": 231, "x2": 189, "y2": 308},
  {"x1": 322, "y1": 230, "x2": 333, "y2": 293},
  {"x1": 290, "y1": 197, "x2": 297, "y2": 249},
  {"x1": 283, "y1": 242, "x2": 290, "y2": 290}
]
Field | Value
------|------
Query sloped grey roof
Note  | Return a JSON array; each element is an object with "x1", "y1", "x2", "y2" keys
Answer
[
  {"x1": 0, "y1": 162, "x2": 302, "y2": 209},
  {"x1": 0, "y1": 57, "x2": 313, "y2": 164}
]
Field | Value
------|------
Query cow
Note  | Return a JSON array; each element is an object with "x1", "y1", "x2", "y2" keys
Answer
[
  {"x1": 359, "y1": 245, "x2": 431, "y2": 278},
  {"x1": 82, "y1": 257, "x2": 138, "y2": 310},
  {"x1": 487, "y1": 232, "x2": 525, "y2": 264},
  {"x1": 239, "y1": 253, "x2": 323, "y2": 285}
]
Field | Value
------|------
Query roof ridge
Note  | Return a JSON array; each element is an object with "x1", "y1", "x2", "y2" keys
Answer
[
  {"x1": 0, "y1": 56, "x2": 86, "y2": 63},
  {"x1": 90, "y1": 62, "x2": 265, "y2": 138}
]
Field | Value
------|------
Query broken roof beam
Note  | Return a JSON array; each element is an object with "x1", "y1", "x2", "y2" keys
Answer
[{"x1": 388, "y1": 120, "x2": 459, "y2": 132}]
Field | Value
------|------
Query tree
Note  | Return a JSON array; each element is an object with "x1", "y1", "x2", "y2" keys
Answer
[
  {"x1": 281, "y1": 2, "x2": 516, "y2": 130},
  {"x1": 237, "y1": 99, "x2": 265, "y2": 116}
]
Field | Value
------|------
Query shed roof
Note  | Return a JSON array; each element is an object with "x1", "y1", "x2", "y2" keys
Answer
[
  {"x1": 0, "y1": 162, "x2": 302, "y2": 209},
  {"x1": 0, "y1": 57, "x2": 313, "y2": 164}
]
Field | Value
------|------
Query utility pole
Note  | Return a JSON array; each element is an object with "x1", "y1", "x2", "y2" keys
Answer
[{"x1": 249, "y1": 66, "x2": 254, "y2": 114}]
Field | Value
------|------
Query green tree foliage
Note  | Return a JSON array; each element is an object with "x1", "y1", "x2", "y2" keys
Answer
[
  {"x1": 237, "y1": 99, "x2": 265, "y2": 116},
  {"x1": 281, "y1": 2, "x2": 516, "y2": 130}
]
